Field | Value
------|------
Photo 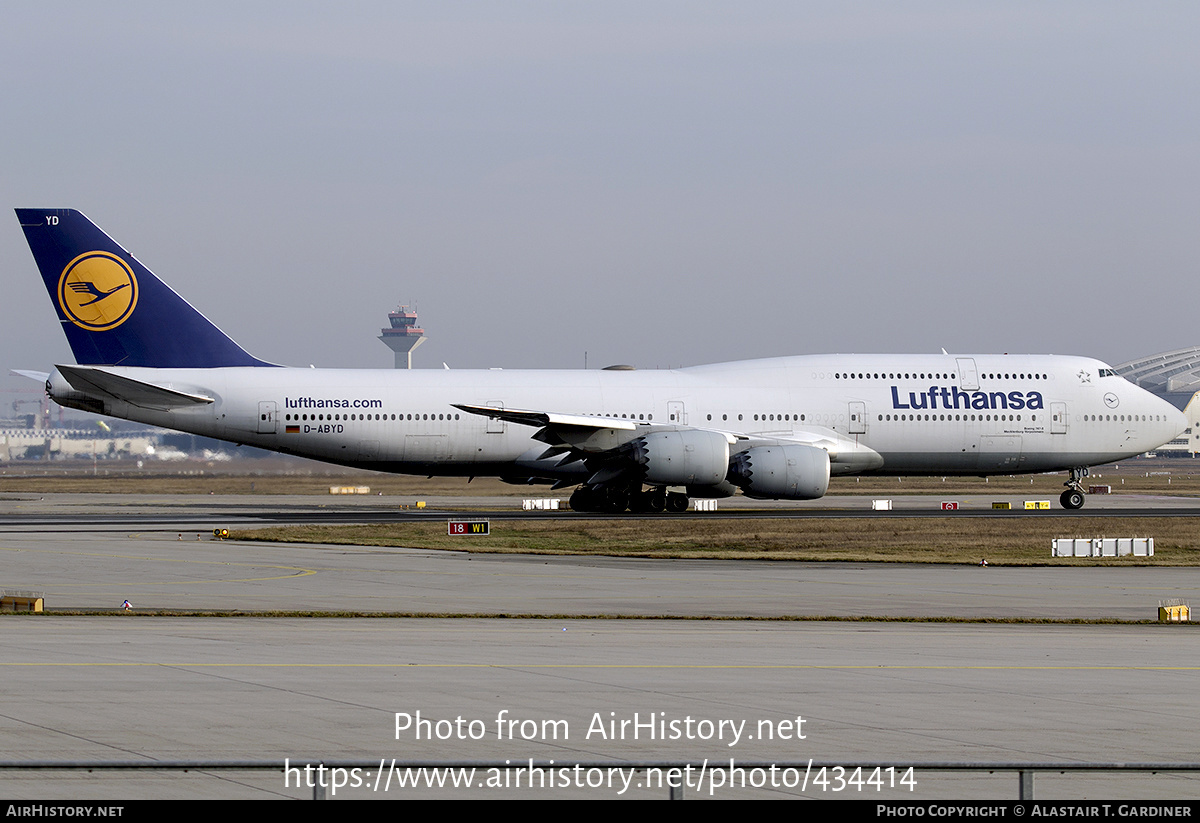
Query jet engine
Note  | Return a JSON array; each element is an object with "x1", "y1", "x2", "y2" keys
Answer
[
  {"x1": 727, "y1": 444, "x2": 830, "y2": 500},
  {"x1": 627, "y1": 429, "x2": 731, "y2": 486}
]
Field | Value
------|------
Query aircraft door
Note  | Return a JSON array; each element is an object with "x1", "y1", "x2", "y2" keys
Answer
[
  {"x1": 1051, "y1": 402, "x2": 1068, "y2": 434},
  {"x1": 956, "y1": 358, "x2": 979, "y2": 391},
  {"x1": 257, "y1": 401, "x2": 277, "y2": 434},
  {"x1": 486, "y1": 400, "x2": 505, "y2": 433},
  {"x1": 667, "y1": 401, "x2": 686, "y2": 425},
  {"x1": 848, "y1": 401, "x2": 867, "y2": 434}
]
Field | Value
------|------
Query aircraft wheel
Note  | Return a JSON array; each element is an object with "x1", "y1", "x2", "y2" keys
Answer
[
  {"x1": 569, "y1": 487, "x2": 600, "y2": 512},
  {"x1": 1060, "y1": 489, "x2": 1085, "y2": 510},
  {"x1": 665, "y1": 492, "x2": 689, "y2": 513},
  {"x1": 628, "y1": 490, "x2": 652, "y2": 513},
  {"x1": 602, "y1": 488, "x2": 630, "y2": 513},
  {"x1": 649, "y1": 490, "x2": 667, "y2": 513}
]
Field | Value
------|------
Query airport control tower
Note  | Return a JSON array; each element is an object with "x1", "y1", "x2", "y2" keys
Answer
[{"x1": 379, "y1": 304, "x2": 427, "y2": 369}]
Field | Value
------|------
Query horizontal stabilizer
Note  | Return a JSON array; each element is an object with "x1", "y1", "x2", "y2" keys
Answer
[
  {"x1": 11, "y1": 369, "x2": 50, "y2": 384},
  {"x1": 57, "y1": 364, "x2": 214, "y2": 410}
]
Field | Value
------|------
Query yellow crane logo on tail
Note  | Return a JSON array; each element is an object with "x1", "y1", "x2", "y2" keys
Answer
[{"x1": 57, "y1": 251, "x2": 139, "y2": 331}]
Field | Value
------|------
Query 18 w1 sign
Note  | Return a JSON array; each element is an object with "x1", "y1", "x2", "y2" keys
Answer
[{"x1": 448, "y1": 520, "x2": 490, "y2": 536}]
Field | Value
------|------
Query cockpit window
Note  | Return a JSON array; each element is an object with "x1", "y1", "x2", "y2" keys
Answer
[{"x1": 1098, "y1": 368, "x2": 1117, "y2": 378}]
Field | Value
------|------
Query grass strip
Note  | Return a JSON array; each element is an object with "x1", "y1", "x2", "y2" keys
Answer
[{"x1": 231, "y1": 516, "x2": 1200, "y2": 565}]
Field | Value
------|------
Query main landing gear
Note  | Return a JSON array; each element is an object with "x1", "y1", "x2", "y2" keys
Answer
[
  {"x1": 569, "y1": 484, "x2": 689, "y2": 514},
  {"x1": 1060, "y1": 467, "x2": 1089, "y2": 510}
]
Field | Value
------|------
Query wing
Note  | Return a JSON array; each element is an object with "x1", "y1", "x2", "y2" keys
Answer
[
  {"x1": 454, "y1": 402, "x2": 884, "y2": 486},
  {"x1": 452, "y1": 404, "x2": 638, "y2": 436},
  {"x1": 454, "y1": 403, "x2": 741, "y2": 487}
]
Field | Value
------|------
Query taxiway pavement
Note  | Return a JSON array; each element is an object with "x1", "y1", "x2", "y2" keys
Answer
[{"x1": 0, "y1": 493, "x2": 1197, "y2": 800}]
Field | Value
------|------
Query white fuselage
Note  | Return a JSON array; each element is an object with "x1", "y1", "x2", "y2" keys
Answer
[{"x1": 50, "y1": 353, "x2": 1187, "y2": 484}]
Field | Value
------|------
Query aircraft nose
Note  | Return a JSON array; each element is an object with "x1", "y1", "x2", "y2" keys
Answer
[
  {"x1": 1131, "y1": 383, "x2": 1188, "y2": 450},
  {"x1": 1169, "y1": 403, "x2": 1188, "y2": 439},
  {"x1": 1147, "y1": 389, "x2": 1188, "y2": 444}
]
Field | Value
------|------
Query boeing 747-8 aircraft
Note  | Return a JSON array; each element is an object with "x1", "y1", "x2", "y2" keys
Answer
[{"x1": 15, "y1": 209, "x2": 1186, "y2": 511}]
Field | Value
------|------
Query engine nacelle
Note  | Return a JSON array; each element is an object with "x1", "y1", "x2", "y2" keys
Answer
[
  {"x1": 686, "y1": 480, "x2": 738, "y2": 499},
  {"x1": 630, "y1": 429, "x2": 731, "y2": 486},
  {"x1": 728, "y1": 444, "x2": 830, "y2": 500}
]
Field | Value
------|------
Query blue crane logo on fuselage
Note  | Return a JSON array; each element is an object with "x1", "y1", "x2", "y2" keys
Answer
[{"x1": 57, "y1": 251, "x2": 139, "y2": 331}]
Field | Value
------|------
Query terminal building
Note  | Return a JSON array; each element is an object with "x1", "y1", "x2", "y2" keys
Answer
[{"x1": 0, "y1": 427, "x2": 158, "y2": 461}]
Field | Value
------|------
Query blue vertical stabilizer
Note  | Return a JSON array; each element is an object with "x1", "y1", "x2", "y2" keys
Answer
[{"x1": 16, "y1": 208, "x2": 272, "y2": 367}]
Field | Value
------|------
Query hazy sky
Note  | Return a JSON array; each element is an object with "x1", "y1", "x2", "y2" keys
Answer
[{"x1": 3, "y1": 2, "x2": 1198, "y2": 387}]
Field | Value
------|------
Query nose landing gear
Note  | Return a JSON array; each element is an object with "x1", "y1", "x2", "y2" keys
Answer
[{"x1": 1060, "y1": 467, "x2": 1089, "y2": 510}]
